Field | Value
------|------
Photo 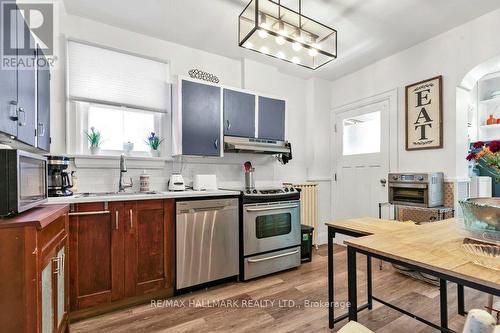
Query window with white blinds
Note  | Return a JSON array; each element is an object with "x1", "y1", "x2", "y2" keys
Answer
[{"x1": 67, "y1": 40, "x2": 170, "y2": 112}]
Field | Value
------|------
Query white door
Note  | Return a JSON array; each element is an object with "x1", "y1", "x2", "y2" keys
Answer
[{"x1": 332, "y1": 100, "x2": 390, "y2": 220}]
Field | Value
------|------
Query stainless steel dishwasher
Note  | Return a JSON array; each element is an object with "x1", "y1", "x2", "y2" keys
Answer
[{"x1": 176, "y1": 198, "x2": 239, "y2": 290}]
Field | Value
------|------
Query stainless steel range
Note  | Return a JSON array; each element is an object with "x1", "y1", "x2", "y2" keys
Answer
[{"x1": 240, "y1": 186, "x2": 301, "y2": 280}]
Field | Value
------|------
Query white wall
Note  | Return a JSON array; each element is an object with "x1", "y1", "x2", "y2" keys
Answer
[
  {"x1": 328, "y1": 8, "x2": 500, "y2": 180},
  {"x1": 50, "y1": 10, "x2": 322, "y2": 194}
]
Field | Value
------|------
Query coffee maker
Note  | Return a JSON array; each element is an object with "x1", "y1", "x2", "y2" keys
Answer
[{"x1": 47, "y1": 156, "x2": 73, "y2": 197}]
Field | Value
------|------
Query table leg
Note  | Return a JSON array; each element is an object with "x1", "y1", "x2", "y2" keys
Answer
[
  {"x1": 378, "y1": 204, "x2": 384, "y2": 271},
  {"x1": 367, "y1": 255, "x2": 373, "y2": 310},
  {"x1": 440, "y1": 279, "x2": 449, "y2": 330},
  {"x1": 457, "y1": 284, "x2": 465, "y2": 315},
  {"x1": 347, "y1": 246, "x2": 358, "y2": 321},
  {"x1": 328, "y1": 227, "x2": 335, "y2": 329}
]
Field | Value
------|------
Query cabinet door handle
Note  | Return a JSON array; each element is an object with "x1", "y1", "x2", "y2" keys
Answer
[
  {"x1": 18, "y1": 107, "x2": 26, "y2": 126},
  {"x1": 9, "y1": 101, "x2": 18, "y2": 120},
  {"x1": 115, "y1": 211, "x2": 119, "y2": 230},
  {"x1": 226, "y1": 120, "x2": 231, "y2": 130},
  {"x1": 129, "y1": 209, "x2": 133, "y2": 230},
  {"x1": 52, "y1": 256, "x2": 60, "y2": 275},
  {"x1": 214, "y1": 138, "x2": 219, "y2": 150},
  {"x1": 37, "y1": 122, "x2": 45, "y2": 137}
]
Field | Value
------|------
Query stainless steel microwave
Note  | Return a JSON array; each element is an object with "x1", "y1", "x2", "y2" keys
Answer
[{"x1": 0, "y1": 149, "x2": 48, "y2": 216}]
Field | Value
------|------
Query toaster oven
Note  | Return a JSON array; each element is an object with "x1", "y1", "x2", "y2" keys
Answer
[{"x1": 388, "y1": 172, "x2": 444, "y2": 208}]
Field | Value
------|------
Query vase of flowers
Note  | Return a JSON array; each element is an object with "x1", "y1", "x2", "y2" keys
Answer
[
  {"x1": 85, "y1": 127, "x2": 102, "y2": 155},
  {"x1": 146, "y1": 132, "x2": 163, "y2": 157},
  {"x1": 466, "y1": 140, "x2": 500, "y2": 180}
]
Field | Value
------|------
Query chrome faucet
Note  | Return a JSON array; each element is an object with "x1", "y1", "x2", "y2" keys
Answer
[{"x1": 119, "y1": 154, "x2": 133, "y2": 192}]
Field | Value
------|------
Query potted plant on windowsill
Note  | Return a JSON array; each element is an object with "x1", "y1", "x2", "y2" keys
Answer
[
  {"x1": 146, "y1": 132, "x2": 163, "y2": 157},
  {"x1": 85, "y1": 127, "x2": 102, "y2": 155}
]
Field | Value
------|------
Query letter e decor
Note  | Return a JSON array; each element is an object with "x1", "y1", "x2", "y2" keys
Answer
[{"x1": 405, "y1": 75, "x2": 443, "y2": 150}]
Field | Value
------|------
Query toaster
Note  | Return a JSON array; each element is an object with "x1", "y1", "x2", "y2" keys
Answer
[{"x1": 193, "y1": 174, "x2": 217, "y2": 191}]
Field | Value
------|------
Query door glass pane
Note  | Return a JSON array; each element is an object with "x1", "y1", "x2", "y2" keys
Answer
[
  {"x1": 256, "y1": 213, "x2": 291, "y2": 238},
  {"x1": 41, "y1": 262, "x2": 53, "y2": 333},
  {"x1": 343, "y1": 111, "x2": 381, "y2": 156},
  {"x1": 57, "y1": 247, "x2": 65, "y2": 328}
]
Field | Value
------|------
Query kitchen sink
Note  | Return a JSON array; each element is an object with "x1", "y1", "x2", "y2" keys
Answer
[{"x1": 74, "y1": 191, "x2": 160, "y2": 198}]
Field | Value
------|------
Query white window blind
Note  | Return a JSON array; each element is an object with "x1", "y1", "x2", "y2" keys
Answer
[{"x1": 67, "y1": 40, "x2": 169, "y2": 112}]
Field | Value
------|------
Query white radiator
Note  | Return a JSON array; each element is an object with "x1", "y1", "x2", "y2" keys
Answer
[{"x1": 293, "y1": 183, "x2": 318, "y2": 245}]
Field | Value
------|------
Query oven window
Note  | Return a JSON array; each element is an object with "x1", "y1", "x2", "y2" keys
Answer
[
  {"x1": 19, "y1": 156, "x2": 46, "y2": 205},
  {"x1": 392, "y1": 188, "x2": 425, "y2": 204},
  {"x1": 256, "y1": 213, "x2": 292, "y2": 239}
]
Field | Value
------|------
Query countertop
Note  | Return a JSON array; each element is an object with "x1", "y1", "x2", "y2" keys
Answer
[
  {"x1": 0, "y1": 204, "x2": 69, "y2": 230},
  {"x1": 46, "y1": 189, "x2": 241, "y2": 204}
]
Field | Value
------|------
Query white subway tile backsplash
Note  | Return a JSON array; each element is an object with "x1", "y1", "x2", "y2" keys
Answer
[{"x1": 69, "y1": 158, "x2": 288, "y2": 193}]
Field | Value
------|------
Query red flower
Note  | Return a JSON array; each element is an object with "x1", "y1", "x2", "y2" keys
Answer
[
  {"x1": 466, "y1": 152, "x2": 477, "y2": 161},
  {"x1": 473, "y1": 141, "x2": 484, "y2": 149},
  {"x1": 488, "y1": 140, "x2": 500, "y2": 153}
]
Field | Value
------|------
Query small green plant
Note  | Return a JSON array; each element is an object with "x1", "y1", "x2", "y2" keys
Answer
[
  {"x1": 146, "y1": 132, "x2": 164, "y2": 150},
  {"x1": 85, "y1": 127, "x2": 102, "y2": 147}
]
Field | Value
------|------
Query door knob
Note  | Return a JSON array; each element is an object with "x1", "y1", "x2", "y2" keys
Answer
[{"x1": 380, "y1": 178, "x2": 387, "y2": 187}]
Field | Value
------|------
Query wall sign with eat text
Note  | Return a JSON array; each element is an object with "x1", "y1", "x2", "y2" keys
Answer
[{"x1": 405, "y1": 75, "x2": 443, "y2": 150}]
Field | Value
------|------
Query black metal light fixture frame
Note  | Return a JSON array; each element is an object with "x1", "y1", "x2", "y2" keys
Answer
[{"x1": 238, "y1": 0, "x2": 338, "y2": 70}]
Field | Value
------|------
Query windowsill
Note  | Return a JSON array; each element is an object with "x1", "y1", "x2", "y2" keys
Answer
[{"x1": 67, "y1": 154, "x2": 172, "y2": 169}]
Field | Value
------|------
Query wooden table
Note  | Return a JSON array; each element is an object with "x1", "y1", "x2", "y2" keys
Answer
[{"x1": 326, "y1": 218, "x2": 500, "y2": 333}]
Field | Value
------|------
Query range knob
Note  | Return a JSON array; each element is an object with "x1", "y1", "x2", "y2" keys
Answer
[
  {"x1": 252, "y1": 189, "x2": 258, "y2": 194},
  {"x1": 290, "y1": 187, "x2": 295, "y2": 192},
  {"x1": 392, "y1": 175, "x2": 398, "y2": 180},
  {"x1": 417, "y1": 176, "x2": 424, "y2": 181},
  {"x1": 284, "y1": 188, "x2": 289, "y2": 192},
  {"x1": 246, "y1": 189, "x2": 251, "y2": 194}
]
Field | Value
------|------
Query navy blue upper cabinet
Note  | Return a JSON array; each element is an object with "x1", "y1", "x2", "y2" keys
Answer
[
  {"x1": 181, "y1": 80, "x2": 221, "y2": 156},
  {"x1": 36, "y1": 47, "x2": 50, "y2": 152},
  {"x1": 0, "y1": 1, "x2": 18, "y2": 137},
  {"x1": 16, "y1": 10, "x2": 37, "y2": 146},
  {"x1": 258, "y1": 96, "x2": 285, "y2": 141},
  {"x1": 0, "y1": 3, "x2": 48, "y2": 150},
  {"x1": 223, "y1": 89, "x2": 255, "y2": 138}
]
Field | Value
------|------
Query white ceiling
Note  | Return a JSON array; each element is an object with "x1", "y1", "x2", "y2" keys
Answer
[{"x1": 62, "y1": 0, "x2": 500, "y2": 81}]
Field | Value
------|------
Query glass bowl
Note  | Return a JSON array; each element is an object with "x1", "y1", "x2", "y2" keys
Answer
[
  {"x1": 462, "y1": 238, "x2": 500, "y2": 271},
  {"x1": 459, "y1": 198, "x2": 500, "y2": 243}
]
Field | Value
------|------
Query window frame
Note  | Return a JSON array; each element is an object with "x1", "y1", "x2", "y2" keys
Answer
[{"x1": 71, "y1": 101, "x2": 167, "y2": 158}]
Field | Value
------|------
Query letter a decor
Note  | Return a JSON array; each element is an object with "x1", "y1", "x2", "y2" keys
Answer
[{"x1": 405, "y1": 75, "x2": 443, "y2": 150}]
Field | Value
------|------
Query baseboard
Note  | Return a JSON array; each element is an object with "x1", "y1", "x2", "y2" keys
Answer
[{"x1": 69, "y1": 288, "x2": 174, "y2": 322}]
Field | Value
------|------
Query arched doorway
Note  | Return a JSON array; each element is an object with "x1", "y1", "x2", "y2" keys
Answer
[{"x1": 457, "y1": 55, "x2": 500, "y2": 197}]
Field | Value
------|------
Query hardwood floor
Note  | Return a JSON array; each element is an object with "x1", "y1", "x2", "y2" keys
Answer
[{"x1": 71, "y1": 245, "x2": 490, "y2": 333}]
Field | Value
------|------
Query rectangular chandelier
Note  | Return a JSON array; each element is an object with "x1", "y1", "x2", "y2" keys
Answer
[{"x1": 239, "y1": 0, "x2": 337, "y2": 70}]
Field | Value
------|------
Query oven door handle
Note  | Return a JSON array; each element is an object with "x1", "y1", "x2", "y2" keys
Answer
[
  {"x1": 247, "y1": 249, "x2": 299, "y2": 263},
  {"x1": 389, "y1": 183, "x2": 427, "y2": 189},
  {"x1": 245, "y1": 204, "x2": 299, "y2": 212}
]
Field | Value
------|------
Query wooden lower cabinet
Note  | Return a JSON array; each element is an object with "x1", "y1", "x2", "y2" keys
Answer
[
  {"x1": 69, "y1": 201, "x2": 124, "y2": 310},
  {"x1": 0, "y1": 204, "x2": 70, "y2": 333},
  {"x1": 124, "y1": 200, "x2": 175, "y2": 297},
  {"x1": 69, "y1": 199, "x2": 175, "y2": 318}
]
